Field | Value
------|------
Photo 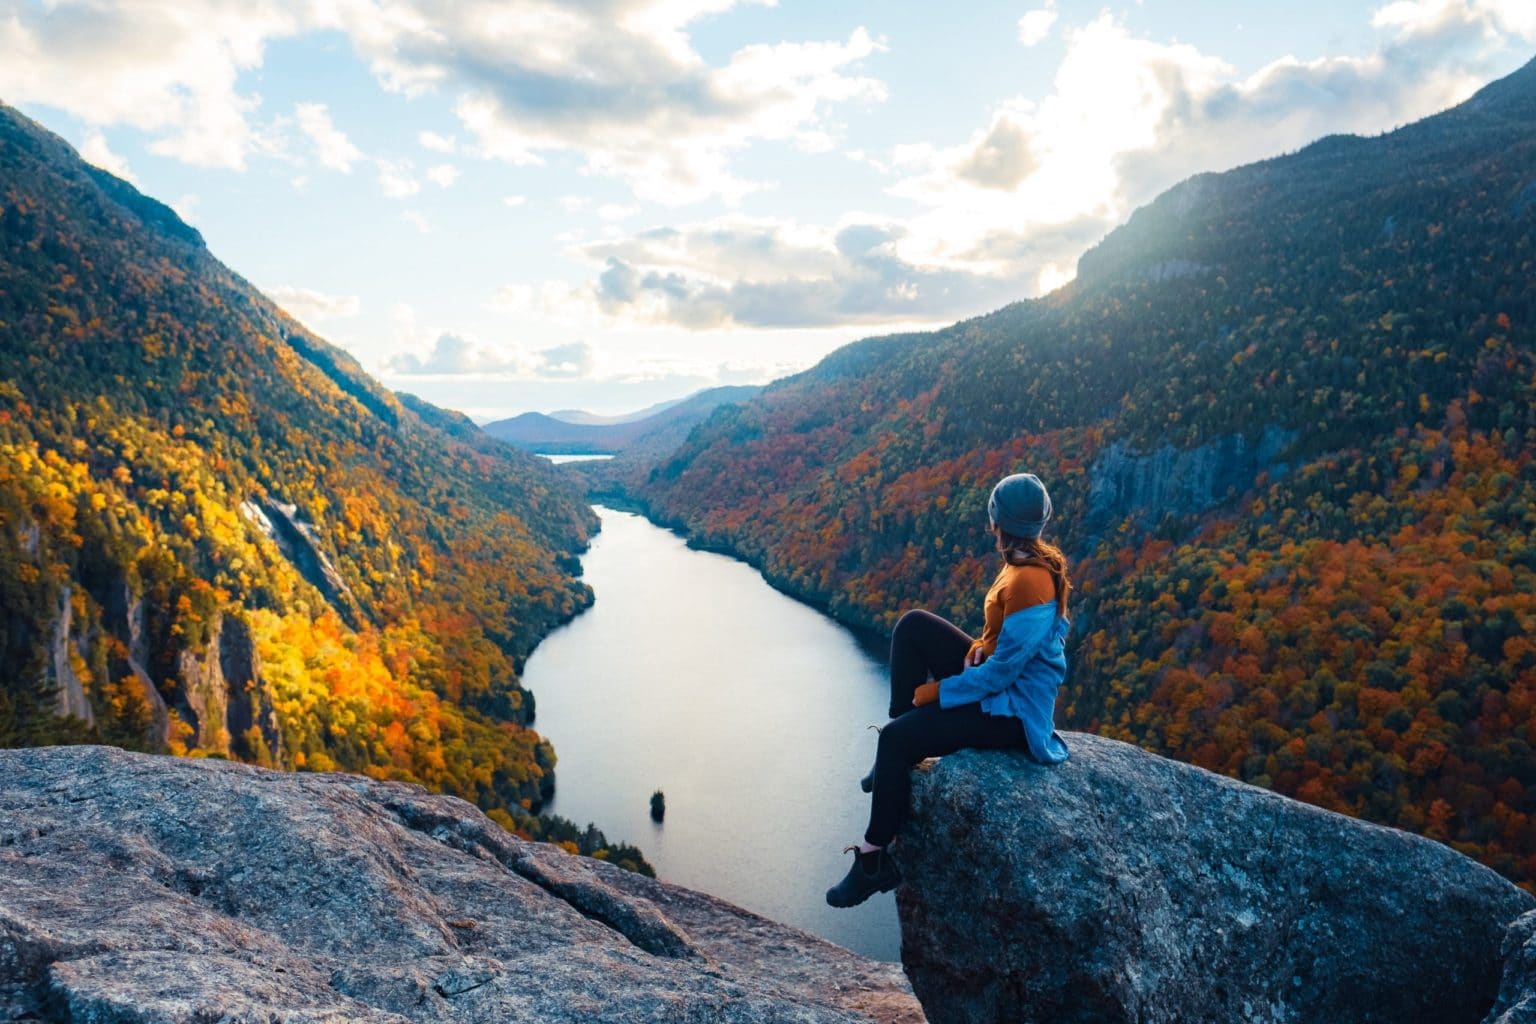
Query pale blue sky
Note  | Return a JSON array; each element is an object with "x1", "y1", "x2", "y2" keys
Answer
[{"x1": 4, "y1": 0, "x2": 1533, "y2": 418}]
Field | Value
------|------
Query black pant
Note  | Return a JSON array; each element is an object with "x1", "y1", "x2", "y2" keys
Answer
[{"x1": 865, "y1": 609, "x2": 1027, "y2": 847}]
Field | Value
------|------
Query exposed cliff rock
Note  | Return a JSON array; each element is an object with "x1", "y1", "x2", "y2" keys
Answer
[
  {"x1": 1083, "y1": 425, "x2": 1297, "y2": 536},
  {"x1": 105, "y1": 580, "x2": 170, "y2": 747},
  {"x1": 0, "y1": 746, "x2": 921, "y2": 1024},
  {"x1": 893, "y1": 733, "x2": 1534, "y2": 1024},
  {"x1": 173, "y1": 613, "x2": 234, "y2": 755},
  {"x1": 239, "y1": 497, "x2": 362, "y2": 629},
  {"x1": 46, "y1": 584, "x2": 91, "y2": 724},
  {"x1": 1487, "y1": 911, "x2": 1536, "y2": 1024}
]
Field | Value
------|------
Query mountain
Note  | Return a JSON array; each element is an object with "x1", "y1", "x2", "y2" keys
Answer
[
  {"x1": 547, "y1": 393, "x2": 692, "y2": 426},
  {"x1": 0, "y1": 101, "x2": 643, "y2": 864},
  {"x1": 623, "y1": 60, "x2": 1536, "y2": 885},
  {"x1": 483, "y1": 385, "x2": 761, "y2": 455}
]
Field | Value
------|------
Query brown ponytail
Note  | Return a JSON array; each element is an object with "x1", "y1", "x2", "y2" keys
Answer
[{"x1": 995, "y1": 529, "x2": 1071, "y2": 618}]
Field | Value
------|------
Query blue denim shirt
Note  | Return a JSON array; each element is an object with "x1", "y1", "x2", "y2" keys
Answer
[{"x1": 938, "y1": 600, "x2": 1071, "y2": 764}]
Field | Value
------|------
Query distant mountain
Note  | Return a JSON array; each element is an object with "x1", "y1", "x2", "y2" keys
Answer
[
  {"x1": 0, "y1": 101, "x2": 643, "y2": 866},
  {"x1": 624, "y1": 60, "x2": 1536, "y2": 885},
  {"x1": 483, "y1": 385, "x2": 762, "y2": 454},
  {"x1": 546, "y1": 394, "x2": 692, "y2": 426}
]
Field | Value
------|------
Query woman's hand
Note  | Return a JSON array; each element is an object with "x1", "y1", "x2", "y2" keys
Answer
[
  {"x1": 912, "y1": 681, "x2": 940, "y2": 706},
  {"x1": 965, "y1": 646, "x2": 989, "y2": 668}
]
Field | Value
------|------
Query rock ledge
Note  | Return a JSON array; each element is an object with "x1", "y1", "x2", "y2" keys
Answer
[
  {"x1": 894, "y1": 731, "x2": 1535, "y2": 1024},
  {"x1": 0, "y1": 745, "x2": 921, "y2": 1023}
]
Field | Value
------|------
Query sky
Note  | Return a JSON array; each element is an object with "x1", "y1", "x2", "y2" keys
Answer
[{"x1": 3, "y1": 1, "x2": 1535, "y2": 420}]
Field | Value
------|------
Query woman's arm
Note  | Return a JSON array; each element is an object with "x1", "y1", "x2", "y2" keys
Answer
[{"x1": 937, "y1": 602, "x2": 1057, "y2": 708}]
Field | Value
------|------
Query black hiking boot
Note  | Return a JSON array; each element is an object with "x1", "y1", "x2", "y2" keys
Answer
[{"x1": 826, "y1": 845, "x2": 901, "y2": 908}]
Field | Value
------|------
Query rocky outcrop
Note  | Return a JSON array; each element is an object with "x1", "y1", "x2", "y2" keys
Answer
[
  {"x1": 46, "y1": 584, "x2": 92, "y2": 724},
  {"x1": 1084, "y1": 426, "x2": 1297, "y2": 537},
  {"x1": 1487, "y1": 911, "x2": 1536, "y2": 1024},
  {"x1": 108, "y1": 580, "x2": 171, "y2": 747},
  {"x1": 0, "y1": 745, "x2": 921, "y2": 1023},
  {"x1": 893, "y1": 733, "x2": 1534, "y2": 1024},
  {"x1": 174, "y1": 614, "x2": 234, "y2": 755},
  {"x1": 219, "y1": 613, "x2": 283, "y2": 764},
  {"x1": 240, "y1": 497, "x2": 363, "y2": 629}
]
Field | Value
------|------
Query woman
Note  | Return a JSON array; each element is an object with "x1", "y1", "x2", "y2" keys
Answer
[{"x1": 825, "y1": 471, "x2": 1072, "y2": 908}]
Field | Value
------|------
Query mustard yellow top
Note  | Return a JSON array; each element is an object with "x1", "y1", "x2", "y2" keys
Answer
[{"x1": 966, "y1": 561, "x2": 1057, "y2": 663}]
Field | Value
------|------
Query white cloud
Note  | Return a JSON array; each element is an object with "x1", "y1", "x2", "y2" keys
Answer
[
  {"x1": 78, "y1": 130, "x2": 138, "y2": 184},
  {"x1": 268, "y1": 285, "x2": 362, "y2": 323},
  {"x1": 295, "y1": 102, "x2": 362, "y2": 172},
  {"x1": 418, "y1": 130, "x2": 457, "y2": 153},
  {"x1": 503, "y1": 194, "x2": 527, "y2": 208},
  {"x1": 335, "y1": 3, "x2": 888, "y2": 203},
  {"x1": 574, "y1": 214, "x2": 1049, "y2": 329},
  {"x1": 385, "y1": 332, "x2": 598, "y2": 380},
  {"x1": 376, "y1": 158, "x2": 421, "y2": 198},
  {"x1": 170, "y1": 194, "x2": 201, "y2": 225},
  {"x1": 1018, "y1": 4, "x2": 1058, "y2": 47},
  {"x1": 0, "y1": 1, "x2": 304, "y2": 169},
  {"x1": 881, "y1": 4, "x2": 1536, "y2": 289},
  {"x1": 401, "y1": 210, "x2": 432, "y2": 233},
  {"x1": 1373, "y1": 0, "x2": 1536, "y2": 40},
  {"x1": 426, "y1": 163, "x2": 460, "y2": 187},
  {"x1": 388, "y1": 333, "x2": 525, "y2": 375},
  {"x1": 599, "y1": 203, "x2": 639, "y2": 221}
]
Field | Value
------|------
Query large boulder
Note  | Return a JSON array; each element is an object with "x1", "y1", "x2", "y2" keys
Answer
[
  {"x1": 893, "y1": 732, "x2": 1534, "y2": 1024},
  {"x1": 0, "y1": 745, "x2": 921, "y2": 1023}
]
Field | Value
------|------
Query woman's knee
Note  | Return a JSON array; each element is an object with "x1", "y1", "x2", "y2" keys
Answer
[{"x1": 892, "y1": 608, "x2": 940, "y2": 645}]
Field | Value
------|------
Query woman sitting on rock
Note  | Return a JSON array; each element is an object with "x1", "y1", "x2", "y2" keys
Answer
[{"x1": 826, "y1": 472, "x2": 1073, "y2": 908}]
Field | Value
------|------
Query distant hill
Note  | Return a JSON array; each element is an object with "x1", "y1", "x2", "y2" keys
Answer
[
  {"x1": 623, "y1": 59, "x2": 1536, "y2": 885},
  {"x1": 483, "y1": 385, "x2": 762, "y2": 454},
  {"x1": 0, "y1": 100, "x2": 645, "y2": 868},
  {"x1": 546, "y1": 393, "x2": 692, "y2": 426}
]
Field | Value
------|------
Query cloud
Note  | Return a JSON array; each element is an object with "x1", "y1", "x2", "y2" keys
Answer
[
  {"x1": 268, "y1": 285, "x2": 362, "y2": 323},
  {"x1": 386, "y1": 332, "x2": 599, "y2": 381},
  {"x1": 503, "y1": 195, "x2": 527, "y2": 208},
  {"x1": 295, "y1": 102, "x2": 362, "y2": 171},
  {"x1": 336, "y1": 3, "x2": 887, "y2": 203},
  {"x1": 387, "y1": 333, "x2": 525, "y2": 375},
  {"x1": 0, "y1": 0, "x2": 302, "y2": 169},
  {"x1": 78, "y1": 130, "x2": 138, "y2": 184},
  {"x1": 534, "y1": 341, "x2": 595, "y2": 378},
  {"x1": 418, "y1": 130, "x2": 456, "y2": 153},
  {"x1": 1018, "y1": 4, "x2": 1058, "y2": 47},
  {"x1": 426, "y1": 163, "x2": 460, "y2": 187},
  {"x1": 375, "y1": 158, "x2": 421, "y2": 198},
  {"x1": 401, "y1": 210, "x2": 432, "y2": 233},
  {"x1": 881, "y1": 3, "x2": 1536, "y2": 292},
  {"x1": 578, "y1": 215, "x2": 1041, "y2": 329},
  {"x1": 953, "y1": 110, "x2": 1037, "y2": 190}
]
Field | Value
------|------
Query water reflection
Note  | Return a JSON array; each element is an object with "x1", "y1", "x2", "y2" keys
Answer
[{"x1": 523, "y1": 505, "x2": 902, "y2": 961}]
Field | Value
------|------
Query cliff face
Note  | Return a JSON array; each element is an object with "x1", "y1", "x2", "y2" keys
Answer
[
  {"x1": 0, "y1": 745, "x2": 921, "y2": 1024},
  {"x1": 893, "y1": 734, "x2": 1536, "y2": 1024}
]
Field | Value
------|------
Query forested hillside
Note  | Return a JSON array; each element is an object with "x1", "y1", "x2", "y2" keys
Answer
[
  {"x1": 0, "y1": 103, "x2": 645, "y2": 870},
  {"x1": 631, "y1": 60, "x2": 1536, "y2": 883}
]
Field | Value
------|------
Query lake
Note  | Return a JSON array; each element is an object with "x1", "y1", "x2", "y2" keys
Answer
[{"x1": 522, "y1": 504, "x2": 902, "y2": 961}]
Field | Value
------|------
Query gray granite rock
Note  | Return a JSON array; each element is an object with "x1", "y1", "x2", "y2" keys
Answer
[
  {"x1": 0, "y1": 745, "x2": 921, "y2": 1023},
  {"x1": 893, "y1": 732, "x2": 1534, "y2": 1024},
  {"x1": 1485, "y1": 911, "x2": 1536, "y2": 1024}
]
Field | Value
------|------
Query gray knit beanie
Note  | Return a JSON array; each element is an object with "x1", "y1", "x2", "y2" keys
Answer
[{"x1": 988, "y1": 473, "x2": 1052, "y2": 539}]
